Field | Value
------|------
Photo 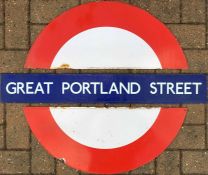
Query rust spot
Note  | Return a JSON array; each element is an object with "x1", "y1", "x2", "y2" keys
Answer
[
  {"x1": 52, "y1": 106, "x2": 69, "y2": 109},
  {"x1": 58, "y1": 106, "x2": 67, "y2": 109},
  {"x1": 58, "y1": 64, "x2": 70, "y2": 69}
]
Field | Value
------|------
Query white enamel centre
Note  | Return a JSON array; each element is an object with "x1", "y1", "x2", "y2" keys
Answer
[
  {"x1": 51, "y1": 27, "x2": 162, "y2": 69},
  {"x1": 50, "y1": 107, "x2": 161, "y2": 149}
]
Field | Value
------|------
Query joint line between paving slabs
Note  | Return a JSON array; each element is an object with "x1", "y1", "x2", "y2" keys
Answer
[
  {"x1": 154, "y1": 157, "x2": 157, "y2": 175},
  {"x1": 179, "y1": 0, "x2": 182, "y2": 23},
  {"x1": 3, "y1": 0, "x2": 5, "y2": 49},
  {"x1": 28, "y1": 0, "x2": 32, "y2": 75},
  {"x1": 205, "y1": 74, "x2": 208, "y2": 149},
  {"x1": 180, "y1": 150, "x2": 183, "y2": 175},
  {"x1": 206, "y1": 0, "x2": 208, "y2": 49}
]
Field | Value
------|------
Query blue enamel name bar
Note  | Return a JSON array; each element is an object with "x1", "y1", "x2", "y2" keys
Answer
[{"x1": 0, "y1": 74, "x2": 207, "y2": 104}]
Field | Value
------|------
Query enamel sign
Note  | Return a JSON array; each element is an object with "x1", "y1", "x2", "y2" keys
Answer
[{"x1": 0, "y1": 1, "x2": 207, "y2": 174}]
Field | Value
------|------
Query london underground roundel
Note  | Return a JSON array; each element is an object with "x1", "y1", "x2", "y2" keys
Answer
[{"x1": 24, "y1": 1, "x2": 188, "y2": 174}]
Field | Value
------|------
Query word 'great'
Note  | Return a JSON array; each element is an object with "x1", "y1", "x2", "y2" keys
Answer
[{"x1": 5, "y1": 81, "x2": 202, "y2": 95}]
